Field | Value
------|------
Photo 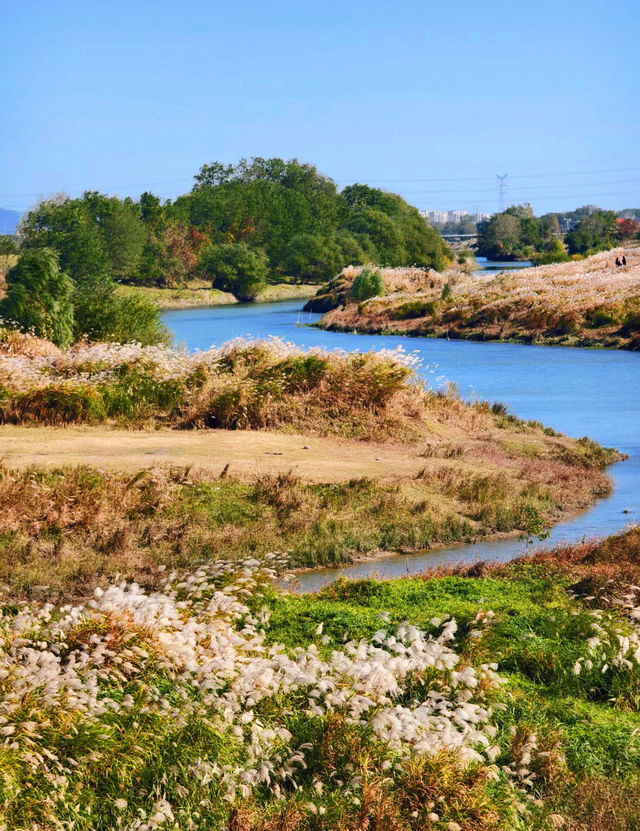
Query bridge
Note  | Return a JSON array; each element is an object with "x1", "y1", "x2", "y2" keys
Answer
[{"x1": 440, "y1": 233, "x2": 478, "y2": 249}]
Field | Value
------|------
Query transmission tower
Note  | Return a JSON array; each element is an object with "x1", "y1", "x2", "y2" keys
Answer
[{"x1": 496, "y1": 174, "x2": 508, "y2": 212}]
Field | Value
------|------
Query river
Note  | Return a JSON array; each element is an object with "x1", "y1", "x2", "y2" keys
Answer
[{"x1": 162, "y1": 298, "x2": 640, "y2": 592}]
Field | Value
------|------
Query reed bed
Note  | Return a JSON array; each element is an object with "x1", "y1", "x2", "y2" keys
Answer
[
  {"x1": 0, "y1": 454, "x2": 613, "y2": 599},
  {"x1": 0, "y1": 335, "x2": 425, "y2": 438},
  {"x1": 318, "y1": 249, "x2": 640, "y2": 348}
]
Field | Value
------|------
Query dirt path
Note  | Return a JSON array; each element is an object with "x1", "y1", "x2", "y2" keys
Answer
[{"x1": 0, "y1": 425, "x2": 426, "y2": 482}]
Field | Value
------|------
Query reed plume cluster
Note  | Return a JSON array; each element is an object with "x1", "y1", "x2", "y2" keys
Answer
[
  {"x1": 319, "y1": 249, "x2": 640, "y2": 349},
  {"x1": 0, "y1": 335, "x2": 424, "y2": 437}
]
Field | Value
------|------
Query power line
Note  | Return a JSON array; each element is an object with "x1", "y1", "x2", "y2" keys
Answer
[
  {"x1": 398, "y1": 177, "x2": 640, "y2": 195},
  {"x1": 335, "y1": 166, "x2": 640, "y2": 184}
]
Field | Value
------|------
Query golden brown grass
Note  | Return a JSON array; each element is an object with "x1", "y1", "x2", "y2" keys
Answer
[
  {"x1": 116, "y1": 280, "x2": 316, "y2": 310},
  {"x1": 0, "y1": 429, "x2": 617, "y2": 600},
  {"x1": 317, "y1": 248, "x2": 640, "y2": 349}
]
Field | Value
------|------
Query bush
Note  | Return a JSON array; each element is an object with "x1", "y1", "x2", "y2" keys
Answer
[
  {"x1": 586, "y1": 307, "x2": 618, "y2": 328},
  {"x1": 389, "y1": 300, "x2": 436, "y2": 320},
  {"x1": 200, "y1": 243, "x2": 268, "y2": 301},
  {"x1": 107, "y1": 293, "x2": 170, "y2": 346},
  {"x1": 531, "y1": 248, "x2": 570, "y2": 266},
  {"x1": 0, "y1": 235, "x2": 18, "y2": 255},
  {"x1": 351, "y1": 268, "x2": 385, "y2": 302},
  {"x1": 621, "y1": 310, "x2": 640, "y2": 335},
  {"x1": 0, "y1": 249, "x2": 75, "y2": 347},
  {"x1": 2, "y1": 384, "x2": 106, "y2": 425}
]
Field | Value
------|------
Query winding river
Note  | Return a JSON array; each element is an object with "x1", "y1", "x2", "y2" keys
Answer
[{"x1": 162, "y1": 299, "x2": 640, "y2": 592}]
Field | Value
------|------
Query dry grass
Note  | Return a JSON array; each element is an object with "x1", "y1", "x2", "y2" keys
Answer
[
  {"x1": 318, "y1": 248, "x2": 640, "y2": 348},
  {"x1": 116, "y1": 280, "x2": 316, "y2": 310},
  {"x1": 0, "y1": 336, "x2": 428, "y2": 439},
  {"x1": 0, "y1": 427, "x2": 618, "y2": 600}
]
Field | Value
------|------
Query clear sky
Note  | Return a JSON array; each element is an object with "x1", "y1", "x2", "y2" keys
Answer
[{"x1": 1, "y1": 0, "x2": 639, "y2": 216}]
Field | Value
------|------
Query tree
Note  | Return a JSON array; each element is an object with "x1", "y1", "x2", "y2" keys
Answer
[
  {"x1": 396, "y1": 214, "x2": 449, "y2": 269},
  {"x1": 346, "y1": 208, "x2": 406, "y2": 265},
  {"x1": 280, "y1": 234, "x2": 346, "y2": 283},
  {"x1": 0, "y1": 249, "x2": 74, "y2": 347},
  {"x1": 200, "y1": 243, "x2": 268, "y2": 302},
  {"x1": 617, "y1": 218, "x2": 639, "y2": 240},
  {"x1": 351, "y1": 268, "x2": 385, "y2": 301},
  {"x1": 0, "y1": 236, "x2": 18, "y2": 255},
  {"x1": 565, "y1": 210, "x2": 618, "y2": 254},
  {"x1": 477, "y1": 212, "x2": 521, "y2": 259},
  {"x1": 85, "y1": 195, "x2": 145, "y2": 281}
]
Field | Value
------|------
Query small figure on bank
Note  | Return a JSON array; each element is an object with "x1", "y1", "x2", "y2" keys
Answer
[
  {"x1": 622, "y1": 255, "x2": 627, "y2": 266},
  {"x1": 615, "y1": 257, "x2": 622, "y2": 267}
]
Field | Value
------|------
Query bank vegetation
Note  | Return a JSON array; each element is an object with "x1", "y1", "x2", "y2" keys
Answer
[{"x1": 313, "y1": 248, "x2": 640, "y2": 349}]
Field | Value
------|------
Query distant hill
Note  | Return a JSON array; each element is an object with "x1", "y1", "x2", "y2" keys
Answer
[{"x1": 0, "y1": 208, "x2": 21, "y2": 235}]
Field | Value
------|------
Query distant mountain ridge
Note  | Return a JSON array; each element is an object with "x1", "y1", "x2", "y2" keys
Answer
[{"x1": 0, "y1": 208, "x2": 21, "y2": 235}]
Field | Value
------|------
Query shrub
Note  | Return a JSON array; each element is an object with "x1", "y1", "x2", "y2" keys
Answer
[
  {"x1": 74, "y1": 276, "x2": 169, "y2": 345},
  {"x1": 586, "y1": 307, "x2": 618, "y2": 328},
  {"x1": 531, "y1": 249, "x2": 570, "y2": 265},
  {"x1": 107, "y1": 293, "x2": 170, "y2": 345},
  {"x1": 389, "y1": 300, "x2": 436, "y2": 320},
  {"x1": 0, "y1": 249, "x2": 75, "y2": 347},
  {"x1": 351, "y1": 268, "x2": 385, "y2": 302},
  {"x1": 621, "y1": 310, "x2": 640, "y2": 335},
  {"x1": 200, "y1": 243, "x2": 268, "y2": 301},
  {"x1": 0, "y1": 235, "x2": 18, "y2": 255},
  {"x1": 2, "y1": 383, "x2": 106, "y2": 425},
  {"x1": 99, "y1": 365, "x2": 186, "y2": 419}
]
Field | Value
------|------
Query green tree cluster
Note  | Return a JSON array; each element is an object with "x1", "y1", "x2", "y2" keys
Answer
[
  {"x1": 478, "y1": 204, "x2": 629, "y2": 262},
  {"x1": 16, "y1": 159, "x2": 450, "y2": 330},
  {"x1": 565, "y1": 210, "x2": 618, "y2": 255},
  {"x1": 173, "y1": 159, "x2": 449, "y2": 282},
  {"x1": 17, "y1": 194, "x2": 167, "y2": 345},
  {"x1": 200, "y1": 243, "x2": 268, "y2": 302}
]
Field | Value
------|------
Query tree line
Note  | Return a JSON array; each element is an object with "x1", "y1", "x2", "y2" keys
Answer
[
  {"x1": 477, "y1": 203, "x2": 639, "y2": 263},
  {"x1": 0, "y1": 158, "x2": 450, "y2": 345}
]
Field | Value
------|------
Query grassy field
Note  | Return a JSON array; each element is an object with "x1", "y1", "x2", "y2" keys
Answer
[
  {"x1": 2, "y1": 523, "x2": 640, "y2": 830},
  {"x1": 0, "y1": 427, "x2": 616, "y2": 597},
  {"x1": 313, "y1": 249, "x2": 640, "y2": 349},
  {"x1": 116, "y1": 280, "x2": 317, "y2": 310}
]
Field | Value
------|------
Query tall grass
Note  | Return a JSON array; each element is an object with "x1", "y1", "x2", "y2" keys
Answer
[
  {"x1": 319, "y1": 248, "x2": 640, "y2": 348},
  {"x1": 0, "y1": 460, "x2": 607, "y2": 599},
  {"x1": 0, "y1": 335, "x2": 426, "y2": 437},
  {"x1": 3, "y1": 525, "x2": 640, "y2": 829}
]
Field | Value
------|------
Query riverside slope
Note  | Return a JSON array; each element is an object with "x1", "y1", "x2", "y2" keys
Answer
[{"x1": 314, "y1": 248, "x2": 640, "y2": 349}]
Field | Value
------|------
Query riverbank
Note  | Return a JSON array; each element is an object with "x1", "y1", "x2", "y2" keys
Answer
[
  {"x1": 1, "y1": 332, "x2": 638, "y2": 830},
  {"x1": 0, "y1": 407, "x2": 621, "y2": 595},
  {"x1": 0, "y1": 334, "x2": 622, "y2": 592},
  {"x1": 312, "y1": 249, "x2": 640, "y2": 349},
  {"x1": 116, "y1": 279, "x2": 317, "y2": 310}
]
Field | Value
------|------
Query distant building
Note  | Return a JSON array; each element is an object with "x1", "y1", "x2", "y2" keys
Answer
[
  {"x1": 420, "y1": 210, "x2": 448, "y2": 224},
  {"x1": 420, "y1": 209, "x2": 492, "y2": 226}
]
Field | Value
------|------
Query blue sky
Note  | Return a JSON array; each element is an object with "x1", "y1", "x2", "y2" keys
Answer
[{"x1": 1, "y1": 0, "x2": 639, "y2": 215}]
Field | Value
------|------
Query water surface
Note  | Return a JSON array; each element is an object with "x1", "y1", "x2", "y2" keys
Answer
[{"x1": 163, "y1": 300, "x2": 640, "y2": 591}]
